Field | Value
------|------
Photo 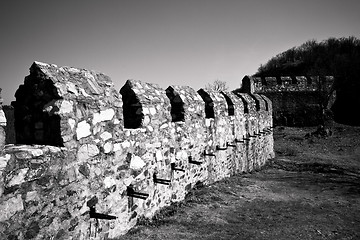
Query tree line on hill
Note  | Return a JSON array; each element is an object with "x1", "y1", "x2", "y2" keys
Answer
[{"x1": 253, "y1": 36, "x2": 360, "y2": 126}]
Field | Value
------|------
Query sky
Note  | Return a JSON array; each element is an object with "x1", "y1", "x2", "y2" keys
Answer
[{"x1": 0, "y1": 0, "x2": 359, "y2": 105}]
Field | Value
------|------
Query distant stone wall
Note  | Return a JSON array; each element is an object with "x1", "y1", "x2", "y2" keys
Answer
[
  {"x1": 238, "y1": 75, "x2": 335, "y2": 126},
  {"x1": 242, "y1": 76, "x2": 334, "y2": 94},
  {"x1": 0, "y1": 62, "x2": 274, "y2": 240}
]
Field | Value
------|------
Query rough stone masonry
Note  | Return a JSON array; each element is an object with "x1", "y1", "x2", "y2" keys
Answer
[
  {"x1": 0, "y1": 61, "x2": 274, "y2": 240},
  {"x1": 237, "y1": 75, "x2": 335, "y2": 126}
]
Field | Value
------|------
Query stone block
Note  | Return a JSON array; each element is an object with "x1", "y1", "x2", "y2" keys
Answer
[{"x1": 0, "y1": 195, "x2": 24, "y2": 222}]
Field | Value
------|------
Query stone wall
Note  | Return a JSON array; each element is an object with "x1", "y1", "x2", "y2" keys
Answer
[
  {"x1": 238, "y1": 75, "x2": 335, "y2": 126},
  {"x1": 0, "y1": 62, "x2": 274, "y2": 240}
]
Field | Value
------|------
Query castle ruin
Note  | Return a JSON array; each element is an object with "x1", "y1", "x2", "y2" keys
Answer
[
  {"x1": 237, "y1": 75, "x2": 335, "y2": 126},
  {"x1": 0, "y1": 62, "x2": 274, "y2": 239}
]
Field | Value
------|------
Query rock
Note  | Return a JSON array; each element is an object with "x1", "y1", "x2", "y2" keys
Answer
[
  {"x1": 103, "y1": 142, "x2": 113, "y2": 153},
  {"x1": 155, "y1": 151, "x2": 163, "y2": 161},
  {"x1": 67, "y1": 82, "x2": 79, "y2": 95},
  {"x1": 205, "y1": 119, "x2": 211, "y2": 127},
  {"x1": 68, "y1": 118, "x2": 76, "y2": 130},
  {"x1": 25, "y1": 221, "x2": 40, "y2": 239},
  {"x1": 121, "y1": 141, "x2": 131, "y2": 148},
  {"x1": 100, "y1": 132, "x2": 112, "y2": 141},
  {"x1": 113, "y1": 143, "x2": 121, "y2": 152},
  {"x1": 78, "y1": 163, "x2": 90, "y2": 177},
  {"x1": 58, "y1": 100, "x2": 74, "y2": 114},
  {"x1": 130, "y1": 155, "x2": 145, "y2": 170},
  {"x1": 14, "y1": 148, "x2": 43, "y2": 159},
  {"x1": 143, "y1": 108, "x2": 149, "y2": 115},
  {"x1": 92, "y1": 109, "x2": 115, "y2": 124},
  {"x1": 7, "y1": 168, "x2": 28, "y2": 187},
  {"x1": 149, "y1": 107, "x2": 156, "y2": 115},
  {"x1": 143, "y1": 115, "x2": 151, "y2": 125},
  {"x1": 25, "y1": 191, "x2": 40, "y2": 202},
  {"x1": 104, "y1": 176, "x2": 116, "y2": 188},
  {"x1": 0, "y1": 154, "x2": 10, "y2": 169},
  {"x1": 77, "y1": 144, "x2": 99, "y2": 161},
  {"x1": 0, "y1": 195, "x2": 24, "y2": 222},
  {"x1": 76, "y1": 121, "x2": 91, "y2": 140}
]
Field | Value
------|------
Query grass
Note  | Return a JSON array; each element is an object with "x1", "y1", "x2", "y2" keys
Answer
[{"x1": 114, "y1": 124, "x2": 360, "y2": 240}]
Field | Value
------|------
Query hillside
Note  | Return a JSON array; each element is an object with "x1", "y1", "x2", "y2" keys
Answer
[{"x1": 254, "y1": 37, "x2": 360, "y2": 125}]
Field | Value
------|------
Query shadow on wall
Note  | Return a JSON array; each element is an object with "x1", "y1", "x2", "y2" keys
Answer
[
  {"x1": 331, "y1": 85, "x2": 360, "y2": 126},
  {"x1": 120, "y1": 81, "x2": 144, "y2": 129},
  {"x1": 165, "y1": 86, "x2": 185, "y2": 122},
  {"x1": 11, "y1": 63, "x2": 63, "y2": 146}
]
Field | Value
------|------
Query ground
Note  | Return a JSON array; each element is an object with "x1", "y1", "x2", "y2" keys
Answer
[{"x1": 115, "y1": 124, "x2": 360, "y2": 240}]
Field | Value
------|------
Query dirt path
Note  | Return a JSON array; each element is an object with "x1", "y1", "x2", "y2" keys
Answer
[{"x1": 115, "y1": 125, "x2": 360, "y2": 240}]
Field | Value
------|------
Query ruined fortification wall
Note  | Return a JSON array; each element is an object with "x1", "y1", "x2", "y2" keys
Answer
[
  {"x1": 239, "y1": 75, "x2": 335, "y2": 126},
  {"x1": 0, "y1": 62, "x2": 274, "y2": 240}
]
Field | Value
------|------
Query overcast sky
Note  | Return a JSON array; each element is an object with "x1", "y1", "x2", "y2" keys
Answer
[{"x1": 1, "y1": 0, "x2": 359, "y2": 104}]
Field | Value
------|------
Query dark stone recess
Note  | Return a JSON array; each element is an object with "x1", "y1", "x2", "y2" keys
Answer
[
  {"x1": 120, "y1": 81, "x2": 143, "y2": 129},
  {"x1": 12, "y1": 63, "x2": 63, "y2": 146}
]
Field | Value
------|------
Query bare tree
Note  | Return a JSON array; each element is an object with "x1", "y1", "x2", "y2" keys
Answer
[{"x1": 205, "y1": 79, "x2": 229, "y2": 92}]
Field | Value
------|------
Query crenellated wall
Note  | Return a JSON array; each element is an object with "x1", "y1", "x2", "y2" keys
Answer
[
  {"x1": 242, "y1": 75, "x2": 334, "y2": 94},
  {"x1": 0, "y1": 62, "x2": 274, "y2": 240},
  {"x1": 238, "y1": 75, "x2": 335, "y2": 126}
]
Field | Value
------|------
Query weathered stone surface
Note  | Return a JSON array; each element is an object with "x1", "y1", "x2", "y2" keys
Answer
[
  {"x1": 239, "y1": 75, "x2": 335, "y2": 126},
  {"x1": 0, "y1": 154, "x2": 10, "y2": 169},
  {"x1": 0, "y1": 195, "x2": 24, "y2": 222},
  {"x1": 76, "y1": 121, "x2": 91, "y2": 140},
  {"x1": 68, "y1": 118, "x2": 76, "y2": 130},
  {"x1": 1, "y1": 62, "x2": 274, "y2": 240},
  {"x1": 58, "y1": 100, "x2": 74, "y2": 114},
  {"x1": 103, "y1": 142, "x2": 113, "y2": 153},
  {"x1": 6, "y1": 168, "x2": 28, "y2": 187},
  {"x1": 77, "y1": 144, "x2": 99, "y2": 161},
  {"x1": 25, "y1": 191, "x2": 40, "y2": 202},
  {"x1": 100, "y1": 131, "x2": 112, "y2": 141},
  {"x1": 130, "y1": 155, "x2": 145, "y2": 170},
  {"x1": 103, "y1": 176, "x2": 116, "y2": 188},
  {"x1": 0, "y1": 110, "x2": 6, "y2": 127},
  {"x1": 14, "y1": 148, "x2": 43, "y2": 159},
  {"x1": 78, "y1": 163, "x2": 90, "y2": 177},
  {"x1": 92, "y1": 109, "x2": 115, "y2": 124},
  {"x1": 13, "y1": 61, "x2": 123, "y2": 147}
]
